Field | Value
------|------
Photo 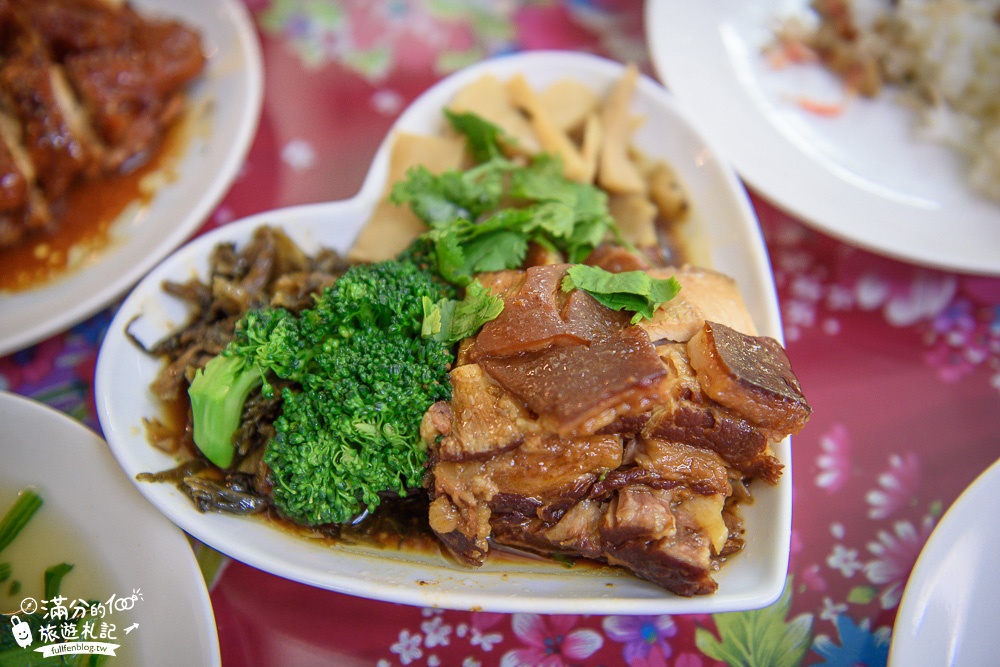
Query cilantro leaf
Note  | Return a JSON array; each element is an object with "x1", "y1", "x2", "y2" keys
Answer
[
  {"x1": 389, "y1": 160, "x2": 508, "y2": 227},
  {"x1": 390, "y1": 110, "x2": 627, "y2": 287},
  {"x1": 423, "y1": 280, "x2": 504, "y2": 343},
  {"x1": 561, "y1": 264, "x2": 681, "y2": 323},
  {"x1": 445, "y1": 110, "x2": 507, "y2": 162}
]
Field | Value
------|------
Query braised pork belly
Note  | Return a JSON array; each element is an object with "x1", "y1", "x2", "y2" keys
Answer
[
  {"x1": 0, "y1": 0, "x2": 204, "y2": 247},
  {"x1": 421, "y1": 263, "x2": 810, "y2": 596}
]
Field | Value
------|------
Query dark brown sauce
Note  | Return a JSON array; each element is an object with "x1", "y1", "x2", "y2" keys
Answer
[
  {"x1": 0, "y1": 119, "x2": 188, "y2": 293},
  {"x1": 146, "y1": 395, "x2": 607, "y2": 568},
  {"x1": 144, "y1": 394, "x2": 447, "y2": 555}
]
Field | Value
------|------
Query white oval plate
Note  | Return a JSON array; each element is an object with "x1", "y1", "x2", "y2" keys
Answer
[
  {"x1": 95, "y1": 51, "x2": 791, "y2": 614},
  {"x1": 645, "y1": 0, "x2": 1000, "y2": 276},
  {"x1": 0, "y1": 391, "x2": 220, "y2": 666},
  {"x1": 889, "y1": 457, "x2": 1000, "y2": 666},
  {"x1": 0, "y1": 0, "x2": 264, "y2": 357}
]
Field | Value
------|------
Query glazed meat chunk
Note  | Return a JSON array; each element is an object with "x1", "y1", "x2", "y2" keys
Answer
[{"x1": 422, "y1": 261, "x2": 811, "y2": 596}]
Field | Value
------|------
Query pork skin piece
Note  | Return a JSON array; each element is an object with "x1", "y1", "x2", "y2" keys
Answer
[
  {"x1": 428, "y1": 433, "x2": 623, "y2": 565},
  {"x1": 644, "y1": 342, "x2": 784, "y2": 483},
  {"x1": 688, "y1": 321, "x2": 811, "y2": 433},
  {"x1": 480, "y1": 326, "x2": 670, "y2": 437},
  {"x1": 638, "y1": 265, "x2": 758, "y2": 343},
  {"x1": 473, "y1": 264, "x2": 629, "y2": 359},
  {"x1": 472, "y1": 262, "x2": 669, "y2": 437}
]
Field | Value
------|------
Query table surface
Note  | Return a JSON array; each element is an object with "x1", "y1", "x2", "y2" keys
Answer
[{"x1": 4, "y1": 1, "x2": 1000, "y2": 666}]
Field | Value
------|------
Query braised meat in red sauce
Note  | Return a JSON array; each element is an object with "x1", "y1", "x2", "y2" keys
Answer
[
  {"x1": 0, "y1": 0, "x2": 204, "y2": 247},
  {"x1": 421, "y1": 262, "x2": 811, "y2": 596}
]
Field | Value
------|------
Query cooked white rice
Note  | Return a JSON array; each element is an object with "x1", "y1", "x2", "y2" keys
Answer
[{"x1": 790, "y1": 0, "x2": 1000, "y2": 202}]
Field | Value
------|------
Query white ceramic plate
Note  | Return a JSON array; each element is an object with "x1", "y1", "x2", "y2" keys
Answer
[
  {"x1": 889, "y1": 457, "x2": 1000, "y2": 666},
  {"x1": 95, "y1": 51, "x2": 791, "y2": 614},
  {"x1": 0, "y1": 391, "x2": 220, "y2": 666},
  {"x1": 645, "y1": 0, "x2": 1000, "y2": 276},
  {"x1": 0, "y1": 0, "x2": 263, "y2": 357}
]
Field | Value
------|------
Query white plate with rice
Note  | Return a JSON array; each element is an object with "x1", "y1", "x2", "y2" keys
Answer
[{"x1": 646, "y1": 0, "x2": 1000, "y2": 276}]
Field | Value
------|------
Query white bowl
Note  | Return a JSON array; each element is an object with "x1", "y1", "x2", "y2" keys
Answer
[
  {"x1": 95, "y1": 51, "x2": 790, "y2": 614},
  {"x1": 0, "y1": 392, "x2": 220, "y2": 666}
]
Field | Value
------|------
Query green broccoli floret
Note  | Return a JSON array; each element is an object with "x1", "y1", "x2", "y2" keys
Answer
[
  {"x1": 188, "y1": 307, "x2": 302, "y2": 468},
  {"x1": 187, "y1": 258, "x2": 456, "y2": 525},
  {"x1": 265, "y1": 260, "x2": 454, "y2": 526}
]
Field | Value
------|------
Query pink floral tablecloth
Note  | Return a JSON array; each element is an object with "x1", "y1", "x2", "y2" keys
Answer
[{"x1": 4, "y1": 2, "x2": 1000, "y2": 665}]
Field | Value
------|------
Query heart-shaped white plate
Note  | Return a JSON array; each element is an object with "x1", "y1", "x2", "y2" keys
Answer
[{"x1": 95, "y1": 51, "x2": 790, "y2": 614}]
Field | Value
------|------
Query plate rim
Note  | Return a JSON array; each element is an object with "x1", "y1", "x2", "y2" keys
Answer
[{"x1": 888, "y1": 456, "x2": 1000, "y2": 665}]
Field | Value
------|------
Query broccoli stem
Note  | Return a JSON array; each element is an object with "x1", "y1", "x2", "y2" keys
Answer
[{"x1": 188, "y1": 353, "x2": 263, "y2": 468}]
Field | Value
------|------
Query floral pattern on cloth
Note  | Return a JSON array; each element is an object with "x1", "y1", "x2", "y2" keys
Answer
[
  {"x1": 356, "y1": 585, "x2": 872, "y2": 666},
  {"x1": 256, "y1": 0, "x2": 648, "y2": 79},
  {"x1": 4, "y1": 1, "x2": 1000, "y2": 666},
  {"x1": 758, "y1": 198, "x2": 1000, "y2": 392},
  {"x1": 0, "y1": 308, "x2": 111, "y2": 429}
]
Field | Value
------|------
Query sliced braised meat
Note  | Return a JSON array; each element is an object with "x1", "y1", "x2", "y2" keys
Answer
[
  {"x1": 428, "y1": 433, "x2": 623, "y2": 564},
  {"x1": 602, "y1": 491, "x2": 720, "y2": 596},
  {"x1": 0, "y1": 0, "x2": 204, "y2": 247},
  {"x1": 632, "y1": 438, "x2": 733, "y2": 496},
  {"x1": 600, "y1": 485, "x2": 676, "y2": 545},
  {"x1": 480, "y1": 326, "x2": 669, "y2": 437},
  {"x1": 541, "y1": 499, "x2": 605, "y2": 558},
  {"x1": 688, "y1": 321, "x2": 811, "y2": 433},
  {"x1": 645, "y1": 342, "x2": 784, "y2": 483},
  {"x1": 643, "y1": 395, "x2": 783, "y2": 485},
  {"x1": 488, "y1": 485, "x2": 730, "y2": 596},
  {"x1": 424, "y1": 261, "x2": 811, "y2": 596},
  {"x1": 424, "y1": 363, "x2": 540, "y2": 462},
  {"x1": 638, "y1": 265, "x2": 758, "y2": 343}
]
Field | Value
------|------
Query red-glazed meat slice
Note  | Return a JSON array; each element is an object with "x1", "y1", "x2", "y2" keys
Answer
[
  {"x1": 64, "y1": 20, "x2": 204, "y2": 170},
  {"x1": 0, "y1": 135, "x2": 27, "y2": 212},
  {"x1": 688, "y1": 321, "x2": 811, "y2": 433},
  {"x1": 480, "y1": 326, "x2": 669, "y2": 437},
  {"x1": 473, "y1": 264, "x2": 629, "y2": 358},
  {"x1": 0, "y1": 55, "x2": 95, "y2": 198}
]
